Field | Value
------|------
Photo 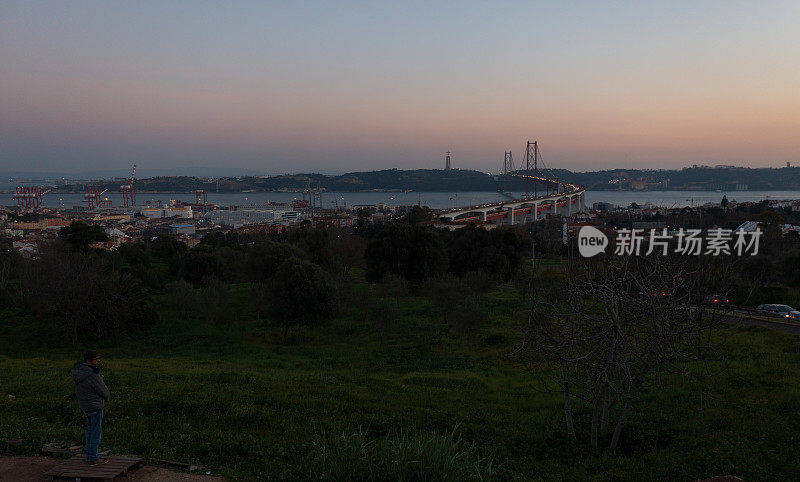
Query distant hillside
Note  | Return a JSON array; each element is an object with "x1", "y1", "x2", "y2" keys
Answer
[
  {"x1": 55, "y1": 169, "x2": 499, "y2": 193},
  {"x1": 549, "y1": 166, "x2": 800, "y2": 191},
  {"x1": 53, "y1": 166, "x2": 800, "y2": 193}
]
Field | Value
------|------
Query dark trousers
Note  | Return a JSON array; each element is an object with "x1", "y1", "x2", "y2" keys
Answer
[{"x1": 84, "y1": 409, "x2": 103, "y2": 462}]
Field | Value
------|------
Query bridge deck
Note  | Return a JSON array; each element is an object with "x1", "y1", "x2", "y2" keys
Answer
[{"x1": 436, "y1": 173, "x2": 585, "y2": 216}]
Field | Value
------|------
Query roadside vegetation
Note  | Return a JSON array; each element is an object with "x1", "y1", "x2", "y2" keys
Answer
[{"x1": 2, "y1": 207, "x2": 800, "y2": 479}]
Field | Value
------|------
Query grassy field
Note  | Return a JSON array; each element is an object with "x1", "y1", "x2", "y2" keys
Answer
[{"x1": 1, "y1": 272, "x2": 800, "y2": 480}]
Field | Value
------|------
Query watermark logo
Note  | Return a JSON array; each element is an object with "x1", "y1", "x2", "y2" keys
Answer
[
  {"x1": 578, "y1": 226, "x2": 609, "y2": 257},
  {"x1": 576, "y1": 227, "x2": 763, "y2": 257}
]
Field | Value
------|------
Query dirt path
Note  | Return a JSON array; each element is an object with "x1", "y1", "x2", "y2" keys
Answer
[{"x1": 0, "y1": 455, "x2": 225, "y2": 481}]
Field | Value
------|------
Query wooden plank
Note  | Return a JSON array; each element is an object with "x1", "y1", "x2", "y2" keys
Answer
[{"x1": 44, "y1": 454, "x2": 143, "y2": 481}]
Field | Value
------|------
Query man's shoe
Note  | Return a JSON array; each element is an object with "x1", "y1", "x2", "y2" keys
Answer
[{"x1": 88, "y1": 458, "x2": 109, "y2": 466}]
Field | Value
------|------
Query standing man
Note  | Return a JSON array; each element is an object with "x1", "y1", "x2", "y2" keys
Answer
[{"x1": 72, "y1": 350, "x2": 110, "y2": 466}]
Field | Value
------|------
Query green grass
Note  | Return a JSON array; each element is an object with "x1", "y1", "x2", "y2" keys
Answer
[{"x1": 2, "y1": 275, "x2": 800, "y2": 480}]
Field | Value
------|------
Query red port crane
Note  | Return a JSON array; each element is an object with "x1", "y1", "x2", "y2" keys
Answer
[
  {"x1": 12, "y1": 186, "x2": 51, "y2": 209},
  {"x1": 84, "y1": 187, "x2": 110, "y2": 209},
  {"x1": 121, "y1": 164, "x2": 136, "y2": 207}
]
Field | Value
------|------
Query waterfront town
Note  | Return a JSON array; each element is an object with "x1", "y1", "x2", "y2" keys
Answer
[{"x1": 5, "y1": 185, "x2": 800, "y2": 259}]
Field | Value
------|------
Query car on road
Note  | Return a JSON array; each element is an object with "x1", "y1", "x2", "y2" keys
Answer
[
  {"x1": 705, "y1": 294, "x2": 730, "y2": 305},
  {"x1": 756, "y1": 304, "x2": 800, "y2": 320}
]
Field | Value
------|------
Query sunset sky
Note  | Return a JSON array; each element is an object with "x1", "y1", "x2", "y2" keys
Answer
[{"x1": 2, "y1": 1, "x2": 800, "y2": 175}]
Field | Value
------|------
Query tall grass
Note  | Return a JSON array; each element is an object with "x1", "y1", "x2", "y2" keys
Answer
[{"x1": 303, "y1": 426, "x2": 494, "y2": 481}]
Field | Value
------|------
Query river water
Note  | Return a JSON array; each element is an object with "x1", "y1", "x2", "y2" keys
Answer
[{"x1": 5, "y1": 190, "x2": 800, "y2": 210}]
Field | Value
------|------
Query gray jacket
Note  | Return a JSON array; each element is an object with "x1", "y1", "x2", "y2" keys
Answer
[{"x1": 72, "y1": 363, "x2": 110, "y2": 413}]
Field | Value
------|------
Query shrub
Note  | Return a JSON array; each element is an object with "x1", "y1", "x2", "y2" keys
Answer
[
  {"x1": 421, "y1": 274, "x2": 466, "y2": 324},
  {"x1": 168, "y1": 279, "x2": 199, "y2": 319},
  {"x1": 168, "y1": 278, "x2": 230, "y2": 323},
  {"x1": 450, "y1": 297, "x2": 489, "y2": 341},
  {"x1": 378, "y1": 274, "x2": 408, "y2": 307},
  {"x1": 200, "y1": 276, "x2": 231, "y2": 324},
  {"x1": 463, "y1": 270, "x2": 496, "y2": 294},
  {"x1": 511, "y1": 269, "x2": 533, "y2": 300},
  {"x1": 364, "y1": 298, "x2": 398, "y2": 344}
]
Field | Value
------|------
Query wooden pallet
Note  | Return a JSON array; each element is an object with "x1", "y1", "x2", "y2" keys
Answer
[{"x1": 44, "y1": 454, "x2": 142, "y2": 481}]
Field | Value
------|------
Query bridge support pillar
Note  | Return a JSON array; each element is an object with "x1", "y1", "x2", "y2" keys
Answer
[
  {"x1": 552, "y1": 201, "x2": 557, "y2": 217},
  {"x1": 507, "y1": 206, "x2": 515, "y2": 225},
  {"x1": 568, "y1": 196, "x2": 572, "y2": 217},
  {"x1": 479, "y1": 211, "x2": 486, "y2": 223}
]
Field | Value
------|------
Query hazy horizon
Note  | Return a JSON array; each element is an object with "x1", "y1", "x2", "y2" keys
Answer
[{"x1": 2, "y1": 1, "x2": 799, "y2": 175}]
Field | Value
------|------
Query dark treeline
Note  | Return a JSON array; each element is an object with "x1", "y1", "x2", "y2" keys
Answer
[
  {"x1": 8, "y1": 199, "x2": 800, "y2": 344},
  {"x1": 0, "y1": 215, "x2": 537, "y2": 344}
]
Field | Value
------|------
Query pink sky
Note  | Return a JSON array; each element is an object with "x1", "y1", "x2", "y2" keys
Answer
[{"x1": 2, "y1": 1, "x2": 800, "y2": 174}]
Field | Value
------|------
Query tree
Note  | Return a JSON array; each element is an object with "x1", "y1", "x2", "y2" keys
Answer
[
  {"x1": 365, "y1": 223, "x2": 447, "y2": 285},
  {"x1": 180, "y1": 249, "x2": 224, "y2": 285},
  {"x1": 199, "y1": 231, "x2": 240, "y2": 249},
  {"x1": 354, "y1": 208, "x2": 371, "y2": 235},
  {"x1": 116, "y1": 242, "x2": 150, "y2": 268},
  {"x1": 59, "y1": 221, "x2": 108, "y2": 251},
  {"x1": 267, "y1": 257, "x2": 335, "y2": 342},
  {"x1": 520, "y1": 254, "x2": 733, "y2": 449},
  {"x1": 246, "y1": 241, "x2": 307, "y2": 284},
  {"x1": 216, "y1": 246, "x2": 247, "y2": 282},
  {"x1": 147, "y1": 234, "x2": 187, "y2": 260},
  {"x1": 290, "y1": 226, "x2": 333, "y2": 269},
  {"x1": 404, "y1": 205, "x2": 434, "y2": 225},
  {"x1": 329, "y1": 229, "x2": 366, "y2": 275},
  {"x1": 19, "y1": 252, "x2": 156, "y2": 341},
  {"x1": 0, "y1": 249, "x2": 20, "y2": 308},
  {"x1": 444, "y1": 224, "x2": 530, "y2": 282}
]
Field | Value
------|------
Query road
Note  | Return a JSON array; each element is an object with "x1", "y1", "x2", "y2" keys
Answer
[{"x1": 721, "y1": 309, "x2": 800, "y2": 335}]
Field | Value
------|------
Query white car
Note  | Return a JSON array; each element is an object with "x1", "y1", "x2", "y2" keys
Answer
[{"x1": 756, "y1": 304, "x2": 800, "y2": 320}]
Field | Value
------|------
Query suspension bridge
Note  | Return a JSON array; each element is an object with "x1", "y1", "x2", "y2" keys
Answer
[{"x1": 437, "y1": 141, "x2": 587, "y2": 225}]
